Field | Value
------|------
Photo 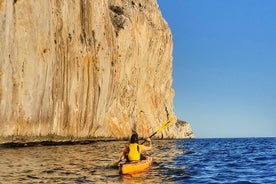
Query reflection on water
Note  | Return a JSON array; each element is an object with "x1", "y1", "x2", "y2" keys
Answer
[
  {"x1": 2, "y1": 138, "x2": 274, "y2": 183},
  {"x1": 0, "y1": 140, "x2": 179, "y2": 184}
]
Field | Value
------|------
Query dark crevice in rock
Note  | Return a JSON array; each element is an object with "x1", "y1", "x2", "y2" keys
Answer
[
  {"x1": 109, "y1": 5, "x2": 127, "y2": 37},
  {"x1": 109, "y1": 5, "x2": 124, "y2": 15}
]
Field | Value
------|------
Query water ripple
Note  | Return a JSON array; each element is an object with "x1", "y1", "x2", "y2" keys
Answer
[{"x1": 0, "y1": 138, "x2": 275, "y2": 183}]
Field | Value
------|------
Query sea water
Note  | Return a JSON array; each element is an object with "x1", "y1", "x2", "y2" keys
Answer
[{"x1": 0, "y1": 137, "x2": 275, "y2": 183}]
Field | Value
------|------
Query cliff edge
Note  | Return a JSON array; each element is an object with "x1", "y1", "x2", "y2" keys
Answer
[{"x1": 0, "y1": 0, "x2": 193, "y2": 144}]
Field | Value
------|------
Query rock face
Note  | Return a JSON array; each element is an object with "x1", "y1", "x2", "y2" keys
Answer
[{"x1": 0, "y1": 0, "x2": 193, "y2": 143}]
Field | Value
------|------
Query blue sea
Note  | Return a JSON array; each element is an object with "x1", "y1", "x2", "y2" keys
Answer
[
  {"x1": 160, "y1": 138, "x2": 276, "y2": 184},
  {"x1": 0, "y1": 137, "x2": 275, "y2": 183}
]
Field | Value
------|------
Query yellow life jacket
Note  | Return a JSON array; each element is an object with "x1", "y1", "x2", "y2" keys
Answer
[{"x1": 128, "y1": 143, "x2": 144, "y2": 161}]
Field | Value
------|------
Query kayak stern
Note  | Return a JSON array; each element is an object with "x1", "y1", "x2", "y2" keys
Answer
[{"x1": 119, "y1": 156, "x2": 152, "y2": 174}]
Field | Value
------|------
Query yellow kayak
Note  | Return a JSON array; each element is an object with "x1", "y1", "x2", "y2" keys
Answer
[{"x1": 119, "y1": 155, "x2": 153, "y2": 174}]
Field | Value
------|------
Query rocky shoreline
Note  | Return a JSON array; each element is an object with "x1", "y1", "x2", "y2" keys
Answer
[
  {"x1": 0, "y1": 136, "x2": 193, "y2": 148},
  {"x1": 0, "y1": 135, "x2": 118, "y2": 147},
  {"x1": 0, "y1": 121, "x2": 194, "y2": 147},
  {"x1": 0, "y1": 119, "x2": 194, "y2": 147}
]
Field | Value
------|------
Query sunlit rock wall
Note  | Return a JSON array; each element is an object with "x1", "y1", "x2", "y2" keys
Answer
[{"x1": 0, "y1": 0, "x2": 193, "y2": 143}]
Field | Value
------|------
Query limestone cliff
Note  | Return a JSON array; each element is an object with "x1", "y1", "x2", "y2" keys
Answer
[{"x1": 0, "y1": 0, "x2": 193, "y2": 143}]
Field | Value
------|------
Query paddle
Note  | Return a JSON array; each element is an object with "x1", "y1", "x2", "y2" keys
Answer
[{"x1": 141, "y1": 117, "x2": 174, "y2": 144}]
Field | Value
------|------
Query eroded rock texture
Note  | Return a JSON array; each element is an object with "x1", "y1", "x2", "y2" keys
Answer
[{"x1": 0, "y1": 0, "x2": 193, "y2": 143}]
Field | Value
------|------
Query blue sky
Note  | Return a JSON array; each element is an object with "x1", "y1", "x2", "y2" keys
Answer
[{"x1": 157, "y1": 0, "x2": 276, "y2": 138}]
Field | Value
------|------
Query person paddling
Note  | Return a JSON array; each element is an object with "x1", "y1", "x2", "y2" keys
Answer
[{"x1": 119, "y1": 132, "x2": 152, "y2": 162}]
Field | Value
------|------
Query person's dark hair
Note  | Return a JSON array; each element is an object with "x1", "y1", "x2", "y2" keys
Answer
[{"x1": 130, "y1": 133, "x2": 138, "y2": 143}]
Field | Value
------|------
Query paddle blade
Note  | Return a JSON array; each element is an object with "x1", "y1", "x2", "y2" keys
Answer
[
  {"x1": 110, "y1": 160, "x2": 122, "y2": 168},
  {"x1": 157, "y1": 117, "x2": 173, "y2": 133},
  {"x1": 141, "y1": 118, "x2": 175, "y2": 144}
]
